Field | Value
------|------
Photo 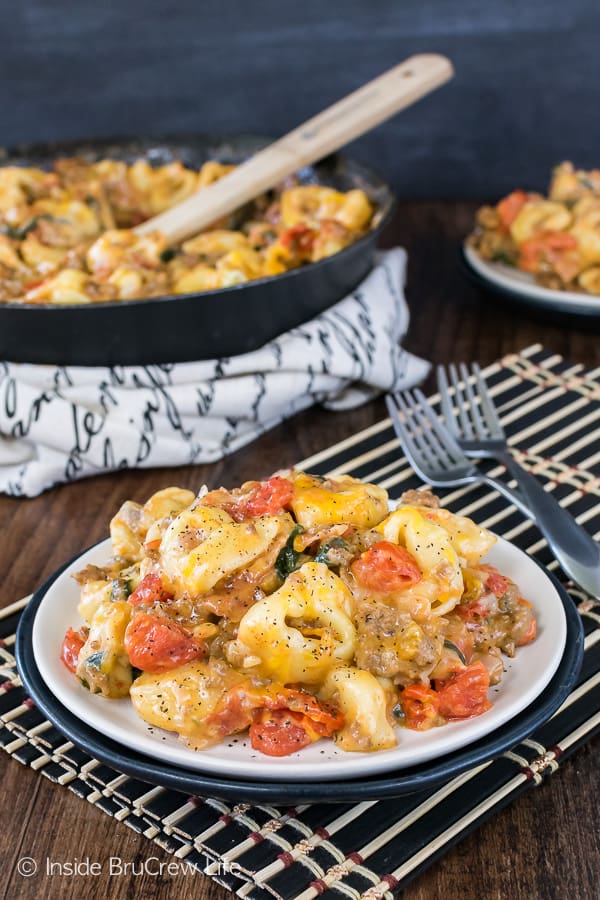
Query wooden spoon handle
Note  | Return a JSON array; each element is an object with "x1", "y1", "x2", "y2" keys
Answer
[{"x1": 135, "y1": 53, "x2": 453, "y2": 243}]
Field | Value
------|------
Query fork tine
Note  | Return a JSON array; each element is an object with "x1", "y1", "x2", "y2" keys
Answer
[
  {"x1": 436, "y1": 365, "x2": 458, "y2": 437},
  {"x1": 459, "y1": 361, "x2": 488, "y2": 439},
  {"x1": 388, "y1": 390, "x2": 455, "y2": 480},
  {"x1": 448, "y1": 363, "x2": 474, "y2": 438},
  {"x1": 385, "y1": 393, "x2": 432, "y2": 481},
  {"x1": 472, "y1": 362, "x2": 506, "y2": 439},
  {"x1": 393, "y1": 391, "x2": 448, "y2": 470},
  {"x1": 400, "y1": 390, "x2": 450, "y2": 468},
  {"x1": 413, "y1": 389, "x2": 467, "y2": 463}
]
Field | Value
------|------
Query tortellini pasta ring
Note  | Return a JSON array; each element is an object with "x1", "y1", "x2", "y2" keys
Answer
[
  {"x1": 160, "y1": 505, "x2": 283, "y2": 596},
  {"x1": 291, "y1": 472, "x2": 388, "y2": 529},
  {"x1": 230, "y1": 561, "x2": 356, "y2": 684},
  {"x1": 130, "y1": 659, "x2": 244, "y2": 745},
  {"x1": 417, "y1": 507, "x2": 496, "y2": 565},
  {"x1": 578, "y1": 266, "x2": 600, "y2": 295},
  {"x1": 510, "y1": 200, "x2": 572, "y2": 244},
  {"x1": 320, "y1": 666, "x2": 397, "y2": 752},
  {"x1": 570, "y1": 209, "x2": 600, "y2": 266}
]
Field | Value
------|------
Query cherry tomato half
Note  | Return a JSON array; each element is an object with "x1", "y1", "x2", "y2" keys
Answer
[
  {"x1": 480, "y1": 564, "x2": 509, "y2": 598},
  {"x1": 279, "y1": 223, "x2": 316, "y2": 256},
  {"x1": 435, "y1": 661, "x2": 492, "y2": 719},
  {"x1": 519, "y1": 231, "x2": 578, "y2": 274},
  {"x1": 60, "y1": 626, "x2": 88, "y2": 673},
  {"x1": 124, "y1": 613, "x2": 206, "y2": 674},
  {"x1": 351, "y1": 541, "x2": 422, "y2": 593},
  {"x1": 497, "y1": 189, "x2": 528, "y2": 231},
  {"x1": 516, "y1": 599, "x2": 538, "y2": 646},
  {"x1": 240, "y1": 476, "x2": 294, "y2": 517},
  {"x1": 128, "y1": 573, "x2": 173, "y2": 607},
  {"x1": 399, "y1": 683, "x2": 440, "y2": 730}
]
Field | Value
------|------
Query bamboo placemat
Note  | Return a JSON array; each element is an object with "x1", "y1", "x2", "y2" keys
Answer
[{"x1": 2, "y1": 343, "x2": 599, "y2": 898}]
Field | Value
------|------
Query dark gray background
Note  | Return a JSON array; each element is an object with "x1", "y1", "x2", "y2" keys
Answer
[{"x1": 2, "y1": 1, "x2": 598, "y2": 198}]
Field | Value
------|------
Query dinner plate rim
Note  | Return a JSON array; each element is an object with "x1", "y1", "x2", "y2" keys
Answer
[
  {"x1": 462, "y1": 243, "x2": 600, "y2": 318},
  {"x1": 15, "y1": 548, "x2": 584, "y2": 803}
]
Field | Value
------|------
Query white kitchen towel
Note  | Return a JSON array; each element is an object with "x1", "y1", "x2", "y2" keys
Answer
[{"x1": 0, "y1": 248, "x2": 428, "y2": 497}]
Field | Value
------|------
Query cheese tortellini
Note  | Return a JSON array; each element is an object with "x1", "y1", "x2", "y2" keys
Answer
[
  {"x1": 320, "y1": 666, "x2": 397, "y2": 752},
  {"x1": 290, "y1": 472, "x2": 388, "y2": 529},
  {"x1": 229, "y1": 562, "x2": 356, "y2": 683},
  {"x1": 62, "y1": 473, "x2": 536, "y2": 758},
  {"x1": 160, "y1": 506, "x2": 284, "y2": 596}
]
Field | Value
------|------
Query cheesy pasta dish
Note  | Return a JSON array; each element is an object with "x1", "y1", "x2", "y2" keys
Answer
[
  {"x1": 0, "y1": 158, "x2": 375, "y2": 304},
  {"x1": 61, "y1": 472, "x2": 537, "y2": 757},
  {"x1": 469, "y1": 162, "x2": 600, "y2": 294}
]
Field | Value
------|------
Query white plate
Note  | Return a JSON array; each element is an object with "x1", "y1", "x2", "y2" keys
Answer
[
  {"x1": 32, "y1": 536, "x2": 566, "y2": 782},
  {"x1": 463, "y1": 243, "x2": 600, "y2": 317}
]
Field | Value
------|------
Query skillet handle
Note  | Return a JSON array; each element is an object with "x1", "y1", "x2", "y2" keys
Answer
[{"x1": 135, "y1": 54, "x2": 453, "y2": 243}]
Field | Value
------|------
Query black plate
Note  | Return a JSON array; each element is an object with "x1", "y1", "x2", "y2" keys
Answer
[
  {"x1": 0, "y1": 135, "x2": 395, "y2": 366},
  {"x1": 15, "y1": 555, "x2": 583, "y2": 804}
]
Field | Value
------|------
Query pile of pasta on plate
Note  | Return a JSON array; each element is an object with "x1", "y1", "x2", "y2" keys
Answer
[
  {"x1": 61, "y1": 472, "x2": 537, "y2": 757},
  {"x1": 469, "y1": 162, "x2": 600, "y2": 294}
]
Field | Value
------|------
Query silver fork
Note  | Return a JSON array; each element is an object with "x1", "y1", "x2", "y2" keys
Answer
[
  {"x1": 385, "y1": 389, "x2": 533, "y2": 518},
  {"x1": 437, "y1": 362, "x2": 600, "y2": 599}
]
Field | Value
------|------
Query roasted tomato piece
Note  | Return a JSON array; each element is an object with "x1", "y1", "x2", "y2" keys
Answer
[
  {"x1": 435, "y1": 661, "x2": 492, "y2": 719},
  {"x1": 279, "y1": 223, "x2": 316, "y2": 257},
  {"x1": 455, "y1": 597, "x2": 491, "y2": 621},
  {"x1": 204, "y1": 683, "x2": 255, "y2": 739},
  {"x1": 399, "y1": 683, "x2": 440, "y2": 730},
  {"x1": 249, "y1": 695, "x2": 342, "y2": 757},
  {"x1": 350, "y1": 541, "x2": 422, "y2": 593},
  {"x1": 479, "y1": 564, "x2": 509, "y2": 598},
  {"x1": 515, "y1": 599, "x2": 537, "y2": 646},
  {"x1": 279, "y1": 689, "x2": 344, "y2": 733},
  {"x1": 60, "y1": 626, "x2": 89, "y2": 673},
  {"x1": 518, "y1": 231, "x2": 578, "y2": 275},
  {"x1": 249, "y1": 709, "x2": 315, "y2": 756},
  {"x1": 240, "y1": 475, "x2": 294, "y2": 517},
  {"x1": 124, "y1": 613, "x2": 206, "y2": 674},
  {"x1": 497, "y1": 189, "x2": 528, "y2": 231},
  {"x1": 128, "y1": 573, "x2": 173, "y2": 606},
  {"x1": 207, "y1": 684, "x2": 343, "y2": 752}
]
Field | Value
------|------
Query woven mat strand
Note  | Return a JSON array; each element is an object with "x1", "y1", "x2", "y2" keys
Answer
[{"x1": 2, "y1": 343, "x2": 599, "y2": 899}]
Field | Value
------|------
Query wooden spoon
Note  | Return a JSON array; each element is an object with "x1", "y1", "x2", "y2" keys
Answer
[{"x1": 135, "y1": 53, "x2": 453, "y2": 244}]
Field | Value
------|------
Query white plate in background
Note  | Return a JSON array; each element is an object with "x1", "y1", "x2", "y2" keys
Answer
[{"x1": 463, "y1": 243, "x2": 600, "y2": 317}]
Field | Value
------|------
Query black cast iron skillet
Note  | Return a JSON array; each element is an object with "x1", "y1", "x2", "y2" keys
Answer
[{"x1": 0, "y1": 135, "x2": 395, "y2": 366}]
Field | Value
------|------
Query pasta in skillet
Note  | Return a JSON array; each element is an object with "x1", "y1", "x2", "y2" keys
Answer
[
  {"x1": 0, "y1": 158, "x2": 375, "y2": 304},
  {"x1": 61, "y1": 472, "x2": 537, "y2": 757},
  {"x1": 469, "y1": 162, "x2": 600, "y2": 295}
]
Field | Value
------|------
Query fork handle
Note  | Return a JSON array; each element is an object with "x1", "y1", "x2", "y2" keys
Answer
[
  {"x1": 481, "y1": 474, "x2": 538, "y2": 520},
  {"x1": 135, "y1": 55, "x2": 453, "y2": 242},
  {"x1": 497, "y1": 451, "x2": 600, "y2": 598}
]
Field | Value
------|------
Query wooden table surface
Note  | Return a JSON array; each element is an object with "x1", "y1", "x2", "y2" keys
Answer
[{"x1": 2, "y1": 202, "x2": 598, "y2": 900}]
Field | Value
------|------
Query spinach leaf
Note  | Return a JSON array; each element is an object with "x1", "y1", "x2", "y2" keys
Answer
[
  {"x1": 1, "y1": 214, "x2": 52, "y2": 240},
  {"x1": 443, "y1": 640, "x2": 467, "y2": 666},
  {"x1": 313, "y1": 538, "x2": 346, "y2": 568},
  {"x1": 275, "y1": 525, "x2": 304, "y2": 581},
  {"x1": 110, "y1": 578, "x2": 133, "y2": 602},
  {"x1": 85, "y1": 651, "x2": 105, "y2": 670}
]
